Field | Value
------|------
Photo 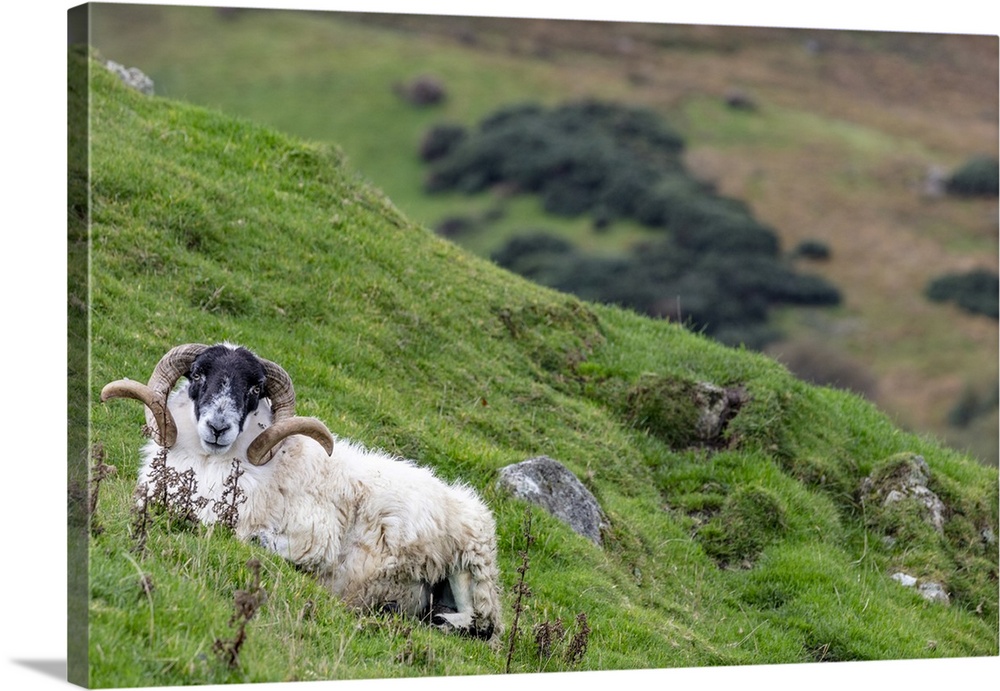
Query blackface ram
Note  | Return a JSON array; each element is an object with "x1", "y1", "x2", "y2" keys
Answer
[{"x1": 101, "y1": 342, "x2": 502, "y2": 641}]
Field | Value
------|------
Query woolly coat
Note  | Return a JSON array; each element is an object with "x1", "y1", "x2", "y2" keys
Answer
[{"x1": 138, "y1": 383, "x2": 502, "y2": 636}]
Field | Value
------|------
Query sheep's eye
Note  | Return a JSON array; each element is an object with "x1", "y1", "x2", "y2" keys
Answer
[
  {"x1": 250, "y1": 385, "x2": 261, "y2": 396},
  {"x1": 190, "y1": 372, "x2": 202, "y2": 382}
]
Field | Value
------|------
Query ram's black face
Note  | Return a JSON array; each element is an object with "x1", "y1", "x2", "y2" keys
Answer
[{"x1": 187, "y1": 345, "x2": 268, "y2": 455}]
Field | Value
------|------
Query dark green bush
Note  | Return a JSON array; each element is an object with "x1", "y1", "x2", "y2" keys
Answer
[
  {"x1": 434, "y1": 215, "x2": 478, "y2": 238},
  {"x1": 428, "y1": 100, "x2": 843, "y2": 349},
  {"x1": 418, "y1": 123, "x2": 467, "y2": 163},
  {"x1": 760, "y1": 271, "x2": 842, "y2": 306},
  {"x1": 553, "y1": 255, "x2": 637, "y2": 306},
  {"x1": 490, "y1": 231, "x2": 841, "y2": 349},
  {"x1": 422, "y1": 101, "x2": 781, "y2": 257},
  {"x1": 490, "y1": 233, "x2": 574, "y2": 268},
  {"x1": 792, "y1": 239, "x2": 832, "y2": 261},
  {"x1": 424, "y1": 100, "x2": 685, "y2": 223},
  {"x1": 671, "y1": 208, "x2": 780, "y2": 256},
  {"x1": 945, "y1": 156, "x2": 999, "y2": 197},
  {"x1": 490, "y1": 233, "x2": 579, "y2": 285},
  {"x1": 948, "y1": 384, "x2": 1000, "y2": 428},
  {"x1": 925, "y1": 268, "x2": 999, "y2": 319},
  {"x1": 768, "y1": 338, "x2": 877, "y2": 399}
]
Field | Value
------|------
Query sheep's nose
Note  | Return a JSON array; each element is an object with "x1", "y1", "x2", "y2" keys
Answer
[{"x1": 207, "y1": 421, "x2": 228, "y2": 439}]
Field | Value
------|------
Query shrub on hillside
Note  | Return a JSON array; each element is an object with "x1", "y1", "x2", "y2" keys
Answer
[
  {"x1": 491, "y1": 231, "x2": 841, "y2": 349},
  {"x1": 925, "y1": 268, "x2": 999, "y2": 319},
  {"x1": 671, "y1": 206, "x2": 780, "y2": 256},
  {"x1": 945, "y1": 155, "x2": 999, "y2": 197},
  {"x1": 423, "y1": 100, "x2": 787, "y2": 260},
  {"x1": 792, "y1": 239, "x2": 832, "y2": 261},
  {"x1": 767, "y1": 338, "x2": 878, "y2": 399},
  {"x1": 947, "y1": 384, "x2": 999, "y2": 429},
  {"x1": 434, "y1": 215, "x2": 478, "y2": 238},
  {"x1": 419, "y1": 123, "x2": 467, "y2": 163},
  {"x1": 424, "y1": 100, "x2": 685, "y2": 221},
  {"x1": 491, "y1": 232, "x2": 573, "y2": 268},
  {"x1": 429, "y1": 99, "x2": 842, "y2": 348},
  {"x1": 394, "y1": 74, "x2": 447, "y2": 106}
]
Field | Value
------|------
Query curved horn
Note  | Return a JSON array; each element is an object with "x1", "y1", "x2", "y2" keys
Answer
[
  {"x1": 143, "y1": 343, "x2": 209, "y2": 446},
  {"x1": 147, "y1": 343, "x2": 211, "y2": 400},
  {"x1": 102, "y1": 343, "x2": 209, "y2": 447},
  {"x1": 100, "y1": 379, "x2": 166, "y2": 441},
  {"x1": 101, "y1": 378, "x2": 155, "y2": 407},
  {"x1": 246, "y1": 416, "x2": 335, "y2": 466},
  {"x1": 260, "y1": 357, "x2": 296, "y2": 422}
]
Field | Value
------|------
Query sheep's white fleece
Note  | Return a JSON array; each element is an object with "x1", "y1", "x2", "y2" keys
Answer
[{"x1": 138, "y1": 383, "x2": 502, "y2": 637}]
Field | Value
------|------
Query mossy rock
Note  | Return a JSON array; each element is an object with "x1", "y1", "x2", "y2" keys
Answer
[
  {"x1": 859, "y1": 453, "x2": 946, "y2": 542},
  {"x1": 623, "y1": 374, "x2": 746, "y2": 449}
]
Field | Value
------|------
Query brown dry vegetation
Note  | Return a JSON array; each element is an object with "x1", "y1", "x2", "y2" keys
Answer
[{"x1": 347, "y1": 14, "x2": 998, "y2": 461}]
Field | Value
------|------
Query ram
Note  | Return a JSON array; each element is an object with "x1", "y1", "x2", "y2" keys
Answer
[{"x1": 102, "y1": 342, "x2": 503, "y2": 641}]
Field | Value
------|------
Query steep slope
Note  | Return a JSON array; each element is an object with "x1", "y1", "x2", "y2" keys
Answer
[
  {"x1": 79, "y1": 49, "x2": 997, "y2": 688},
  {"x1": 86, "y1": 6, "x2": 999, "y2": 467}
]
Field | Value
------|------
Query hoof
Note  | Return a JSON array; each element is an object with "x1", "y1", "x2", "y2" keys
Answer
[
  {"x1": 432, "y1": 610, "x2": 472, "y2": 632},
  {"x1": 469, "y1": 622, "x2": 495, "y2": 641},
  {"x1": 431, "y1": 610, "x2": 495, "y2": 641}
]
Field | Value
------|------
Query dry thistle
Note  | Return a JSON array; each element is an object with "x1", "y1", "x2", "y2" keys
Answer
[
  {"x1": 504, "y1": 508, "x2": 535, "y2": 674},
  {"x1": 563, "y1": 612, "x2": 591, "y2": 666},
  {"x1": 145, "y1": 447, "x2": 174, "y2": 510},
  {"x1": 144, "y1": 446, "x2": 208, "y2": 525},
  {"x1": 130, "y1": 446, "x2": 210, "y2": 554},
  {"x1": 532, "y1": 617, "x2": 565, "y2": 661},
  {"x1": 173, "y1": 467, "x2": 209, "y2": 520},
  {"x1": 212, "y1": 459, "x2": 247, "y2": 530}
]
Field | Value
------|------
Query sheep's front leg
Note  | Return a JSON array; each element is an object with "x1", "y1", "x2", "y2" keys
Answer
[
  {"x1": 432, "y1": 570, "x2": 473, "y2": 631},
  {"x1": 432, "y1": 566, "x2": 501, "y2": 641}
]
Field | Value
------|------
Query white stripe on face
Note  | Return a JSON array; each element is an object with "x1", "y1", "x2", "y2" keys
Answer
[{"x1": 196, "y1": 377, "x2": 243, "y2": 454}]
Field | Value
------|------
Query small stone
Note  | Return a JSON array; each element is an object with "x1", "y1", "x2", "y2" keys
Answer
[
  {"x1": 891, "y1": 572, "x2": 917, "y2": 587},
  {"x1": 890, "y1": 572, "x2": 950, "y2": 604},
  {"x1": 105, "y1": 60, "x2": 155, "y2": 96},
  {"x1": 917, "y1": 581, "x2": 950, "y2": 604}
]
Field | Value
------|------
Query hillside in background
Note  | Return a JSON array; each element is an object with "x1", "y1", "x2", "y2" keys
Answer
[
  {"x1": 76, "y1": 35, "x2": 998, "y2": 687},
  {"x1": 87, "y1": 5, "x2": 999, "y2": 468}
]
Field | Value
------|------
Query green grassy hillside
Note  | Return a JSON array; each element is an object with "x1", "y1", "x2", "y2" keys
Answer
[
  {"x1": 78, "y1": 46, "x2": 997, "y2": 688},
  {"x1": 86, "y1": 6, "x2": 999, "y2": 468}
]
